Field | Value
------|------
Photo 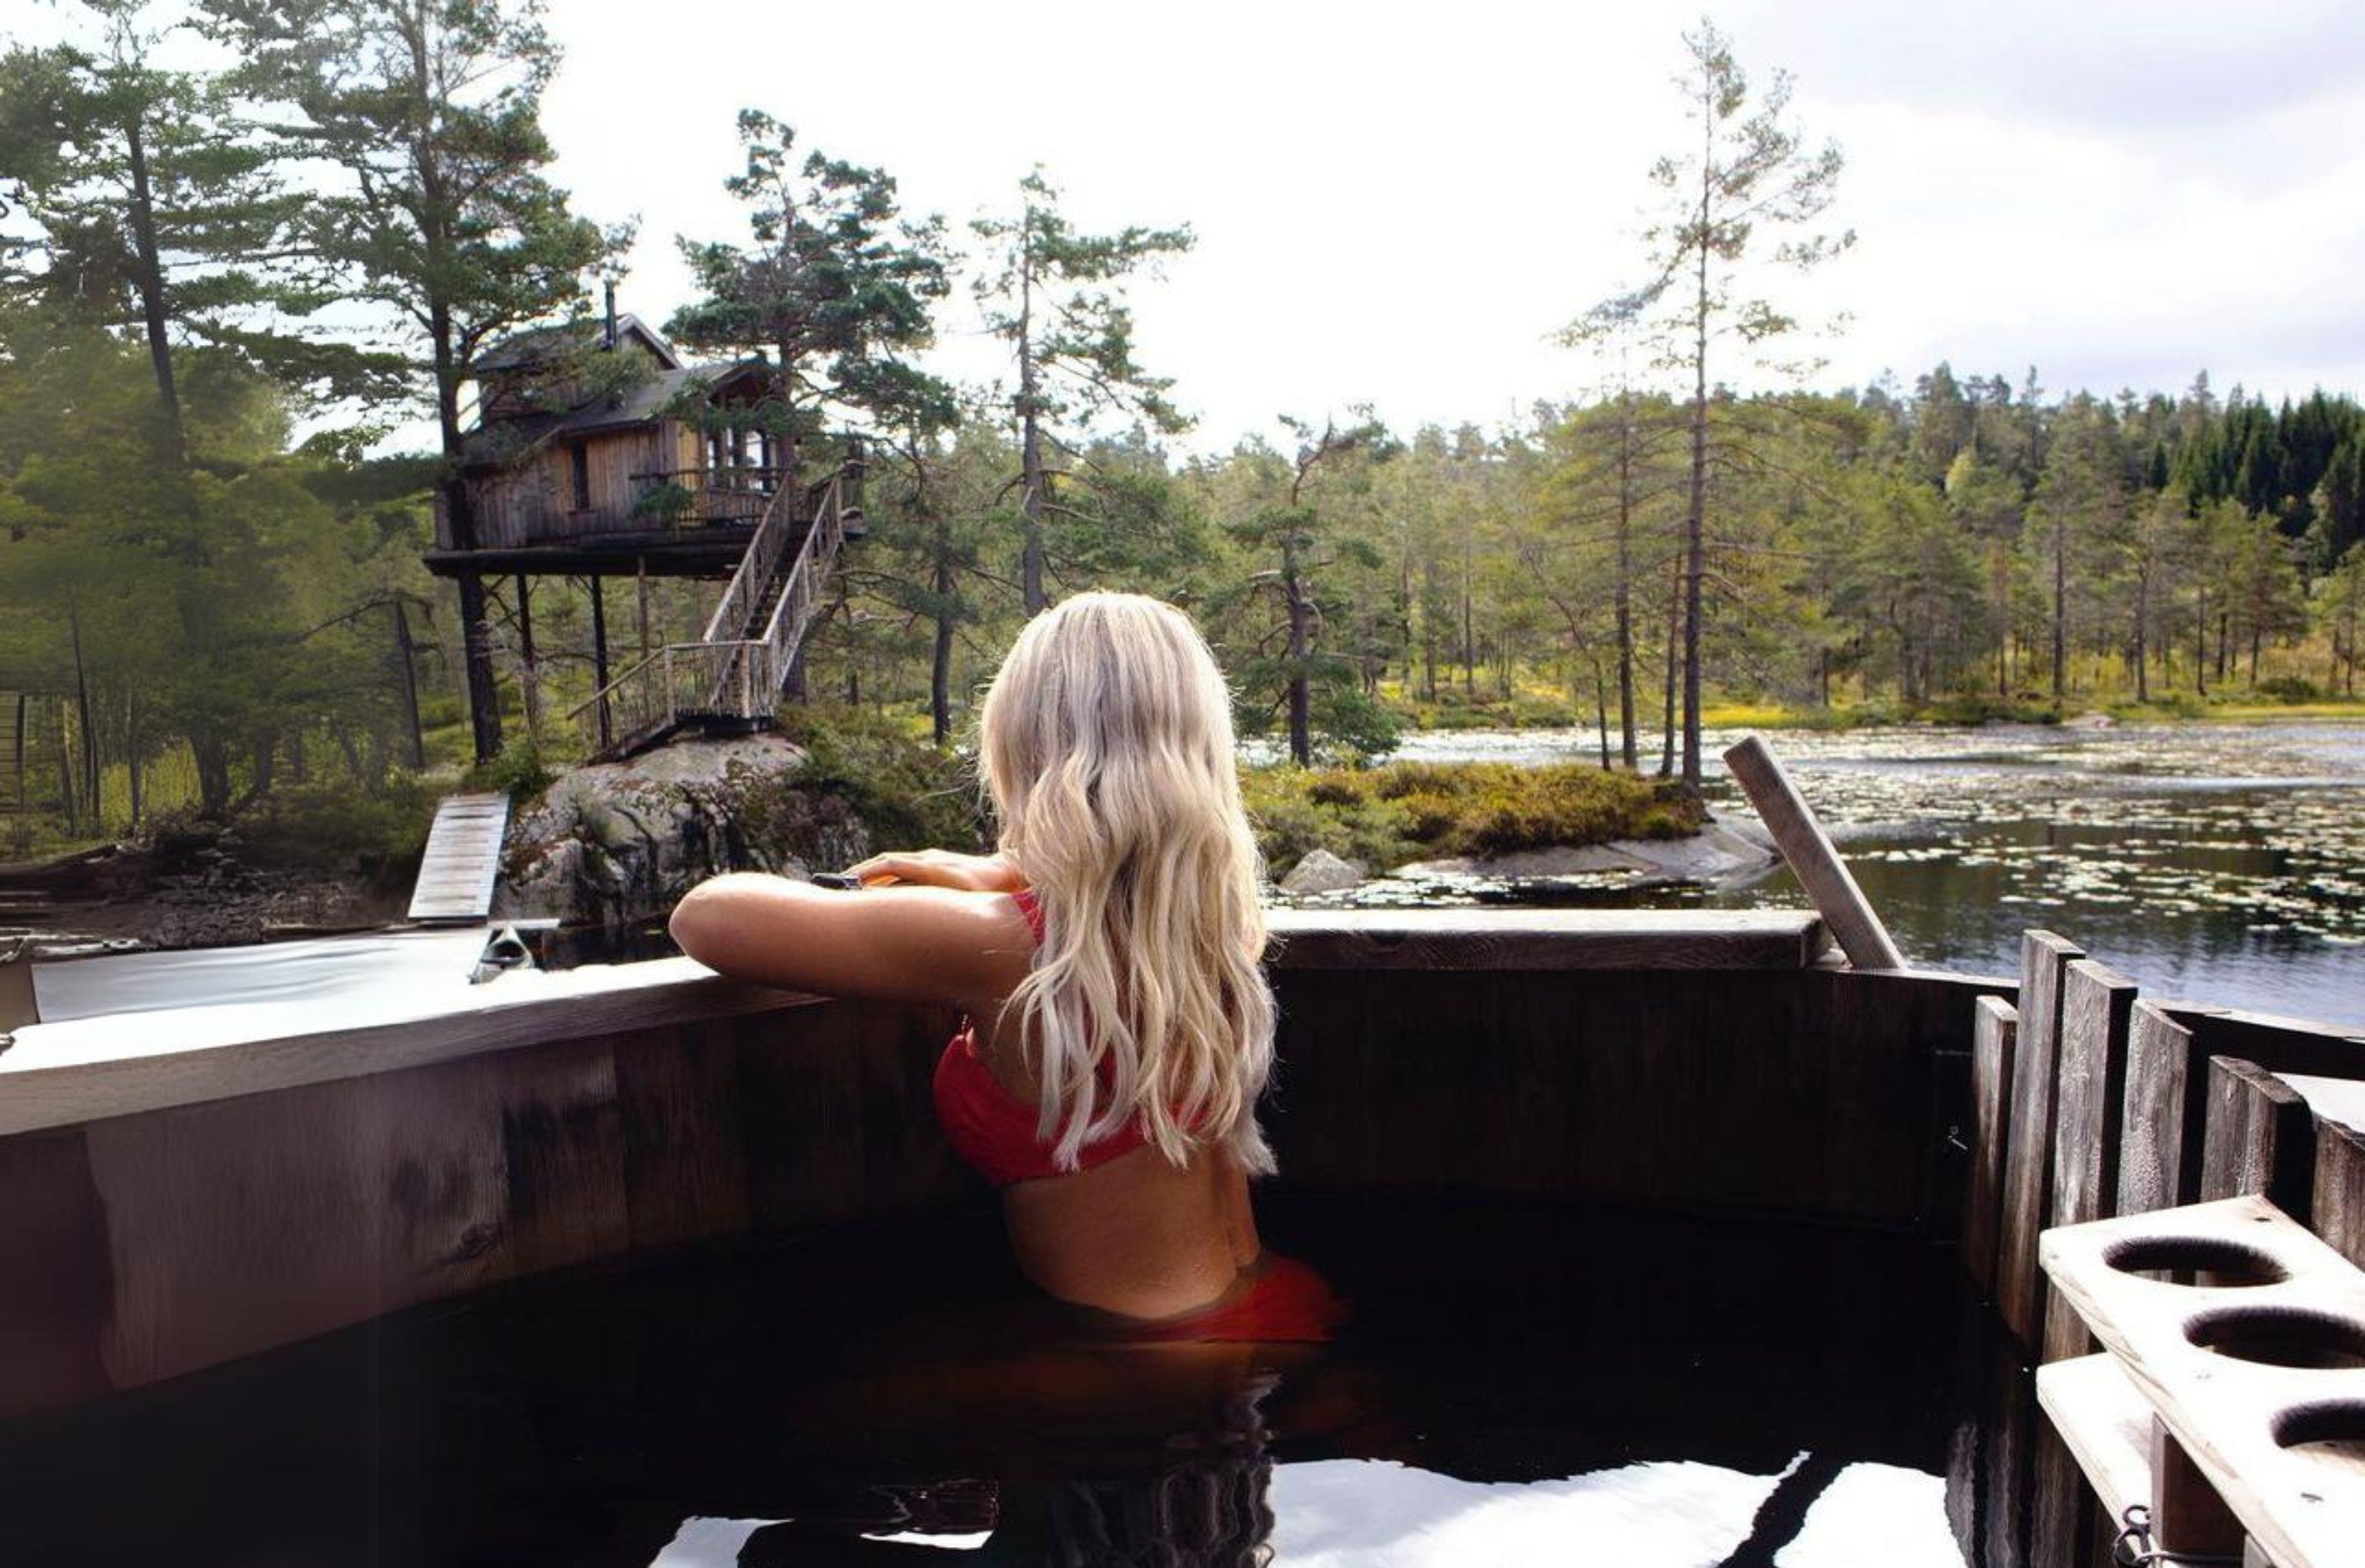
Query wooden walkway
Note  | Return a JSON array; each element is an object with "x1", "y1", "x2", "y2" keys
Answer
[{"x1": 406, "y1": 793, "x2": 510, "y2": 925}]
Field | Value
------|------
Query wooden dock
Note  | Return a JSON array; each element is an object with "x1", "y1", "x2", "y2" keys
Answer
[{"x1": 405, "y1": 793, "x2": 510, "y2": 925}]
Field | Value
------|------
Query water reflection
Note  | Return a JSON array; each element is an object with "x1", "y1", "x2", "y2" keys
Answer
[
  {"x1": 0, "y1": 1199, "x2": 2010, "y2": 1568},
  {"x1": 1318, "y1": 722, "x2": 2365, "y2": 1026}
]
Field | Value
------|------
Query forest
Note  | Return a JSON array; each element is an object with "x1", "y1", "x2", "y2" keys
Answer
[{"x1": 3, "y1": 1, "x2": 2362, "y2": 858}]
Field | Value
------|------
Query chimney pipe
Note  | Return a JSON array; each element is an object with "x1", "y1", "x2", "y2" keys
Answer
[{"x1": 603, "y1": 279, "x2": 618, "y2": 351}]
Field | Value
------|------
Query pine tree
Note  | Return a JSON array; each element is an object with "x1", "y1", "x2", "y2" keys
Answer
[
  {"x1": 1568, "y1": 18, "x2": 1850, "y2": 791},
  {"x1": 667, "y1": 110, "x2": 953, "y2": 468},
  {"x1": 972, "y1": 170, "x2": 1191, "y2": 615},
  {"x1": 205, "y1": 0, "x2": 620, "y2": 763}
]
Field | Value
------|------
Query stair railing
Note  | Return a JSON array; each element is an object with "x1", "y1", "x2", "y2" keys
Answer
[{"x1": 566, "y1": 466, "x2": 857, "y2": 759}]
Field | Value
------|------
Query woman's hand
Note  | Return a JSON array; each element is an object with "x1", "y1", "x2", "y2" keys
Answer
[{"x1": 843, "y1": 847, "x2": 1027, "y2": 893}]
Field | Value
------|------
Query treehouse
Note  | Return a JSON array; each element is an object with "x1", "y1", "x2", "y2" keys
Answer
[{"x1": 425, "y1": 302, "x2": 864, "y2": 760}]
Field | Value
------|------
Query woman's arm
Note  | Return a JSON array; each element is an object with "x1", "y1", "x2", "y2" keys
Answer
[
  {"x1": 667, "y1": 872, "x2": 1031, "y2": 1004},
  {"x1": 843, "y1": 847, "x2": 1025, "y2": 893}
]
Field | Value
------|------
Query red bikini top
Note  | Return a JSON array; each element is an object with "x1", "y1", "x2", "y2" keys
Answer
[{"x1": 932, "y1": 887, "x2": 1155, "y2": 1186}]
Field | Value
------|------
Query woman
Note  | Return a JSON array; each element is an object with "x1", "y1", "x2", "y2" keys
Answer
[{"x1": 670, "y1": 592, "x2": 1336, "y2": 1338}]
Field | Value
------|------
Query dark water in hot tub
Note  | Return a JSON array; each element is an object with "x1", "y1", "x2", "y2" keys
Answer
[{"x1": 0, "y1": 1197, "x2": 2021, "y2": 1566}]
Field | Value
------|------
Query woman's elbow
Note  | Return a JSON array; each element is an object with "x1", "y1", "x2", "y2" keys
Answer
[{"x1": 669, "y1": 874, "x2": 755, "y2": 967}]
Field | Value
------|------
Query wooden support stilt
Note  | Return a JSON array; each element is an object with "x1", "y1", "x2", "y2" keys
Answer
[{"x1": 589, "y1": 576, "x2": 612, "y2": 753}]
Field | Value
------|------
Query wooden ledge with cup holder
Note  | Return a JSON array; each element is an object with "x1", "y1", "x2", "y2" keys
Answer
[{"x1": 2038, "y1": 1194, "x2": 2365, "y2": 1568}]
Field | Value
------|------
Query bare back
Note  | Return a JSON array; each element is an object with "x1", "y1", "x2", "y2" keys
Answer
[{"x1": 965, "y1": 931, "x2": 1263, "y2": 1319}]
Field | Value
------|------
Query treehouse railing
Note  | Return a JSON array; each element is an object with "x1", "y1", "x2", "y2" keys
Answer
[
  {"x1": 568, "y1": 468, "x2": 855, "y2": 759},
  {"x1": 624, "y1": 466, "x2": 784, "y2": 530}
]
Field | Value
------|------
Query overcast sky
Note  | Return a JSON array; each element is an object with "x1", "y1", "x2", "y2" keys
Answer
[
  {"x1": 531, "y1": 0, "x2": 2365, "y2": 448},
  {"x1": 15, "y1": 0, "x2": 2365, "y2": 448}
]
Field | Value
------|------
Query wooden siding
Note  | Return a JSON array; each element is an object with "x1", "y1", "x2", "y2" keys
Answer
[{"x1": 445, "y1": 426, "x2": 685, "y2": 550}]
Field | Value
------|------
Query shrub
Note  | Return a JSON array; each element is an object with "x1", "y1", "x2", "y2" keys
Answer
[
  {"x1": 2257, "y1": 675, "x2": 2323, "y2": 705},
  {"x1": 233, "y1": 776, "x2": 437, "y2": 876},
  {"x1": 774, "y1": 704, "x2": 982, "y2": 852},
  {"x1": 464, "y1": 736, "x2": 555, "y2": 802},
  {"x1": 1243, "y1": 759, "x2": 1701, "y2": 870}
]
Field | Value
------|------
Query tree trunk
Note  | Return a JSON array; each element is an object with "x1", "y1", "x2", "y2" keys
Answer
[
  {"x1": 514, "y1": 574, "x2": 540, "y2": 736},
  {"x1": 67, "y1": 601, "x2": 98, "y2": 823},
  {"x1": 585, "y1": 580, "x2": 610, "y2": 755},
  {"x1": 123, "y1": 115, "x2": 186, "y2": 460},
  {"x1": 1614, "y1": 399, "x2": 1638, "y2": 767},
  {"x1": 437, "y1": 341, "x2": 502, "y2": 762},
  {"x1": 2051, "y1": 514, "x2": 2068, "y2": 701},
  {"x1": 1660, "y1": 553, "x2": 1681, "y2": 778},
  {"x1": 1286, "y1": 545, "x2": 1313, "y2": 767},
  {"x1": 2132, "y1": 565, "x2": 2151, "y2": 703},
  {"x1": 125, "y1": 691, "x2": 144, "y2": 830},
  {"x1": 931, "y1": 529, "x2": 955, "y2": 746},
  {"x1": 1460, "y1": 538, "x2": 1475, "y2": 696},
  {"x1": 1017, "y1": 223, "x2": 1049, "y2": 616},
  {"x1": 1681, "y1": 220, "x2": 1711, "y2": 793}
]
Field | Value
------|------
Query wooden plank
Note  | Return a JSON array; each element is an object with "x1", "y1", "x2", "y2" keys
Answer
[
  {"x1": 2311, "y1": 1114, "x2": 2365, "y2": 1272},
  {"x1": 2046, "y1": 958, "x2": 2141, "y2": 1362},
  {"x1": 408, "y1": 791, "x2": 512, "y2": 924},
  {"x1": 2035, "y1": 1353, "x2": 2153, "y2": 1525},
  {"x1": 1998, "y1": 930, "x2": 2085, "y2": 1344},
  {"x1": 2150, "y1": 1416, "x2": 2246, "y2": 1562},
  {"x1": 77, "y1": 1034, "x2": 624, "y2": 1392},
  {"x1": 1263, "y1": 908, "x2": 1826, "y2": 971},
  {"x1": 2118, "y1": 1002, "x2": 2204, "y2": 1218},
  {"x1": 2201, "y1": 1058, "x2": 2316, "y2": 1221},
  {"x1": 1964, "y1": 995, "x2": 2019, "y2": 1293},
  {"x1": 0, "y1": 958, "x2": 806, "y2": 1136},
  {"x1": 2041, "y1": 1195, "x2": 2365, "y2": 1568},
  {"x1": 1720, "y1": 734, "x2": 1907, "y2": 969}
]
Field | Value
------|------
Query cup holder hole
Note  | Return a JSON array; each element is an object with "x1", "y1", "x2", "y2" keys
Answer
[
  {"x1": 2103, "y1": 1236, "x2": 2288, "y2": 1288},
  {"x1": 2272, "y1": 1400, "x2": 2365, "y2": 1463},
  {"x1": 2188, "y1": 1306, "x2": 2365, "y2": 1369}
]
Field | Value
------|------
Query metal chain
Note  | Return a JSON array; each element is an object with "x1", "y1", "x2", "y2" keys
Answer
[{"x1": 2110, "y1": 1504, "x2": 2244, "y2": 1567}]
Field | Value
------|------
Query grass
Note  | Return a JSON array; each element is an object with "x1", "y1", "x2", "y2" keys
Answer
[{"x1": 1243, "y1": 760, "x2": 1703, "y2": 872}]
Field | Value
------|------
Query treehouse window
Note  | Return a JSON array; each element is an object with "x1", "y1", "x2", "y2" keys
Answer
[{"x1": 570, "y1": 444, "x2": 591, "y2": 510}]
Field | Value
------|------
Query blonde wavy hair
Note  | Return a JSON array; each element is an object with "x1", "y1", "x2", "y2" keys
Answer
[{"x1": 980, "y1": 592, "x2": 1277, "y2": 1176}]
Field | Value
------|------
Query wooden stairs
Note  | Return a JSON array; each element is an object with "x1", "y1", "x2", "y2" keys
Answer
[{"x1": 570, "y1": 462, "x2": 862, "y2": 762}]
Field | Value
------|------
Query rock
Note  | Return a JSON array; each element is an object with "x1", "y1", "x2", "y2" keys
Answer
[
  {"x1": 1393, "y1": 822, "x2": 1780, "y2": 889},
  {"x1": 1614, "y1": 824, "x2": 1781, "y2": 883},
  {"x1": 2067, "y1": 710, "x2": 2117, "y2": 729},
  {"x1": 1281, "y1": 848, "x2": 1368, "y2": 895},
  {"x1": 496, "y1": 732, "x2": 875, "y2": 927},
  {"x1": 1394, "y1": 843, "x2": 1648, "y2": 881}
]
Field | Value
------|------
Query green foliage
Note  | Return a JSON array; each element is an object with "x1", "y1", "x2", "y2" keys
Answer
[
  {"x1": 2256, "y1": 675, "x2": 2324, "y2": 704},
  {"x1": 667, "y1": 108, "x2": 954, "y2": 442},
  {"x1": 232, "y1": 775, "x2": 435, "y2": 875},
  {"x1": 1243, "y1": 761, "x2": 1702, "y2": 870},
  {"x1": 772, "y1": 704, "x2": 982, "y2": 853},
  {"x1": 464, "y1": 735, "x2": 555, "y2": 803},
  {"x1": 629, "y1": 480, "x2": 695, "y2": 522},
  {"x1": 203, "y1": 0, "x2": 621, "y2": 422}
]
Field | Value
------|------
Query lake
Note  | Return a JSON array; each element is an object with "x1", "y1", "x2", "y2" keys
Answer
[{"x1": 1333, "y1": 720, "x2": 2365, "y2": 1028}]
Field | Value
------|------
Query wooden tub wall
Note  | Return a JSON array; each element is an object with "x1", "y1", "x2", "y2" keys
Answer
[{"x1": 0, "y1": 908, "x2": 2031, "y2": 1419}]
